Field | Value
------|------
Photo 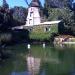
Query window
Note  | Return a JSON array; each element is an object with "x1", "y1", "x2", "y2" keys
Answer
[
  {"x1": 30, "y1": 12, "x2": 32, "y2": 17},
  {"x1": 44, "y1": 27, "x2": 50, "y2": 32},
  {"x1": 29, "y1": 19, "x2": 32, "y2": 24},
  {"x1": 30, "y1": 8, "x2": 33, "y2": 17},
  {"x1": 30, "y1": 12, "x2": 33, "y2": 17},
  {"x1": 28, "y1": 28, "x2": 33, "y2": 32},
  {"x1": 46, "y1": 27, "x2": 48, "y2": 32}
]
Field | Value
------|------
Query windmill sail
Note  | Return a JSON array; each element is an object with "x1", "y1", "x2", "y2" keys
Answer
[{"x1": 24, "y1": 0, "x2": 29, "y2": 6}]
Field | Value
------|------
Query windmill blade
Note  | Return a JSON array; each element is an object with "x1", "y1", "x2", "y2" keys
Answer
[{"x1": 24, "y1": 0, "x2": 29, "y2": 6}]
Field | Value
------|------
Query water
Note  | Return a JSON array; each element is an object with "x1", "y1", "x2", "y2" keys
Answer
[{"x1": 0, "y1": 44, "x2": 75, "y2": 75}]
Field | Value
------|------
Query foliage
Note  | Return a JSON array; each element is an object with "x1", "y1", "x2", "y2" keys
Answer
[
  {"x1": 44, "y1": 0, "x2": 71, "y2": 20},
  {"x1": 12, "y1": 29, "x2": 29, "y2": 43},
  {"x1": 47, "y1": 8, "x2": 63, "y2": 21},
  {"x1": 57, "y1": 8, "x2": 75, "y2": 35},
  {"x1": 12, "y1": 6, "x2": 27, "y2": 24},
  {"x1": 2, "y1": 0, "x2": 9, "y2": 9},
  {"x1": 0, "y1": 33, "x2": 12, "y2": 45},
  {"x1": 0, "y1": 7, "x2": 13, "y2": 31},
  {"x1": 44, "y1": 0, "x2": 69, "y2": 8},
  {"x1": 0, "y1": 6, "x2": 27, "y2": 31},
  {"x1": 69, "y1": 1, "x2": 75, "y2": 11}
]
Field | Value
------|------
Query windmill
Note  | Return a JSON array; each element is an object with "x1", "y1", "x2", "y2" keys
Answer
[{"x1": 24, "y1": 0, "x2": 42, "y2": 26}]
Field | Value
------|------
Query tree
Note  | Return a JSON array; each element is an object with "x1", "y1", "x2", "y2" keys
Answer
[
  {"x1": 12, "y1": 6, "x2": 27, "y2": 25},
  {"x1": 0, "y1": 7, "x2": 13, "y2": 31},
  {"x1": 2, "y1": 0, "x2": 9, "y2": 9},
  {"x1": 44, "y1": 0, "x2": 69, "y2": 8},
  {"x1": 44, "y1": 0, "x2": 70, "y2": 19}
]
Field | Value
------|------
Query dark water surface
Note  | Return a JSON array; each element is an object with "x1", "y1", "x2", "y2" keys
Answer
[{"x1": 0, "y1": 44, "x2": 75, "y2": 75}]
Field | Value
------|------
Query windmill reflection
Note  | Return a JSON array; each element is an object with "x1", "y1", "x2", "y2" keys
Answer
[{"x1": 26, "y1": 53, "x2": 41, "y2": 75}]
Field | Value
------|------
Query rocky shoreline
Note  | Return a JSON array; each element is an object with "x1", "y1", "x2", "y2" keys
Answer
[{"x1": 54, "y1": 35, "x2": 75, "y2": 45}]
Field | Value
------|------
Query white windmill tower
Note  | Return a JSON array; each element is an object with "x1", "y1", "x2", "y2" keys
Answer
[{"x1": 25, "y1": 0, "x2": 42, "y2": 26}]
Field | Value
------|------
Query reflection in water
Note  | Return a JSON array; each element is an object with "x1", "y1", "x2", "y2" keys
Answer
[
  {"x1": 11, "y1": 53, "x2": 41, "y2": 75},
  {"x1": 1, "y1": 44, "x2": 75, "y2": 75},
  {"x1": 54, "y1": 43, "x2": 66, "y2": 49},
  {"x1": 54, "y1": 42, "x2": 75, "y2": 49},
  {"x1": 26, "y1": 54, "x2": 41, "y2": 75}
]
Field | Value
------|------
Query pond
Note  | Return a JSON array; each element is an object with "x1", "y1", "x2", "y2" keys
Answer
[{"x1": 0, "y1": 44, "x2": 75, "y2": 75}]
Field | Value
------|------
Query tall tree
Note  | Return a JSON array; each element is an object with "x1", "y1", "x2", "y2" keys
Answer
[
  {"x1": 44, "y1": 0, "x2": 69, "y2": 8},
  {"x1": 12, "y1": 6, "x2": 27, "y2": 25},
  {"x1": 2, "y1": 0, "x2": 9, "y2": 9},
  {"x1": 0, "y1": 7, "x2": 13, "y2": 31}
]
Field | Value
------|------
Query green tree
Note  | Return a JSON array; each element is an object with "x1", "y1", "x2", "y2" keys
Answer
[{"x1": 12, "y1": 6, "x2": 27, "y2": 25}]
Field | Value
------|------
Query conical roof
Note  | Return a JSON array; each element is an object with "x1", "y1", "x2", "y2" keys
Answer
[{"x1": 29, "y1": 0, "x2": 42, "y2": 7}]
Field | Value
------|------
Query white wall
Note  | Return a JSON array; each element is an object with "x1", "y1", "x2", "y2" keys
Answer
[{"x1": 26, "y1": 7, "x2": 41, "y2": 26}]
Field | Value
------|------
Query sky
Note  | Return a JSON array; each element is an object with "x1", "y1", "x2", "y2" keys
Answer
[
  {"x1": 0, "y1": 0, "x2": 45, "y2": 8},
  {"x1": 72, "y1": 0, "x2": 75, "y2": 3}
]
